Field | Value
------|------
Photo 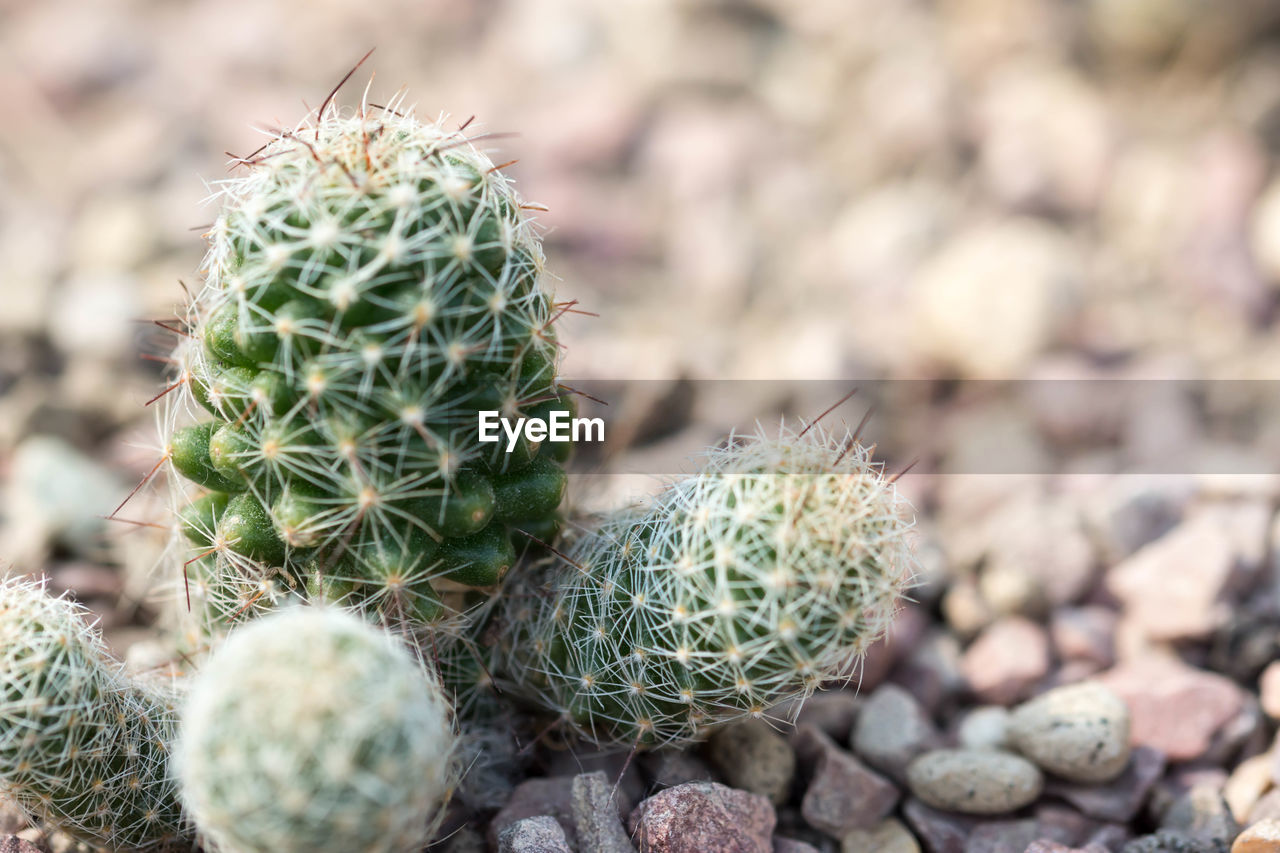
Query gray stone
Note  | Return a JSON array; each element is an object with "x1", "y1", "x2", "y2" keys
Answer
[
  {"x1": 906, "y1": 750, "x2": 1043, "y2": 816},
  {"x1": 957, "y1": 706, "x2": 1012, "y2": 752},
  {"x1": 497, "y1": 816, "x2": 573, "y2": 853},
  {"x1": 773, "y1": 838, "x2": 822, "y2": 853},
  {"x1": 571, "y1": 771, "x2": 636, "y2": 853},
  {"x1": 842, "y1": 817, "x2": 920, "y2": 852},
  {"x1": 794, "y1": 725, "x2": 899, "y2": 836},
  {"x1": 1008, "y1": 681, "x2": 1132, "y2": 783},
  {"x1": 490, "y1": 777, "x2": 576, "y2": 849},
  {"x1": 709, "y1": 719, "x2": 797, "y2": 805},
  {"x1": 1045, "y1": 746, "x2": 1166, "y2": 823},
  {"x1": 963, "y1": 819, "x2": 1040, "y2": 852},
  {"x1": 4, "y1": 436, "x2": 123, "y2": 563},
  {"x1": 639, "y1": 749, "x2": 715, "y2": 790},
  {"x1": 628, "y1": 782, "x2": 775, "y2": 853},
  {"x1": 903, "y1": 797, "x2": 982, "y2": 853},
  {"x1": 852, "y1": 684, "x2": 941, "y2": 782},
  {"x1": 788, "y1": 691, "x2": 860, "y2": 741},
  {"x1": 1160, "y1": 784, "x2": 1240, "y2": 848}
]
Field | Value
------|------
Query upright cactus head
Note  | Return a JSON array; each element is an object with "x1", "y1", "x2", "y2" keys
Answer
[
  {"x1": 0, "y1": 576, "x2": 188, "y2": 851},
  {"x1": 486, "y1": 425, "x2": 916, "y2": 747},
  {"x1": 164, "y1": 96, "x2": 571, "y2": 633},
  {"x1": 175, "y1": 606, "x2": 457, "y2": 853}
]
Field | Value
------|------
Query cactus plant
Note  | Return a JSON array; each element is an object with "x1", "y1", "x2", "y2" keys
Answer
[
  {"x1": 480, "y1": 424, "x2": 916, "y2": 747},
  {"x1": 0, "y1": 576, "x2": 188, "y2": 851},
  {"x1": 175, "y1": 606, "x2": 457, "y2": 853},
  {"x1": 163, "y1": 96, "x2": 571, "y2": 633}
]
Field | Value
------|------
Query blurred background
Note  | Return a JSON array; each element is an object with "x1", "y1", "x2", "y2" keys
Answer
[{"x1": 5, "y1": 0, "x2": 1280, "y2": 643}]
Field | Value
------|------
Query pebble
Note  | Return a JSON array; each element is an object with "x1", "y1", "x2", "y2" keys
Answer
[
  {"x1": 4, "y1": 435, "x2": 123, "y2": 564},
  {"x1": 957, "y1": 706, "x2": 1012, "y2": 752},
  {"x1": 490, "y1": 777, "x2": 576, "y2": 850},
  {"x1": 627, "y1": 782, "x2": 775, "y2": 853},
  {"x1": 1224, "y1": 756, "x2": 1274, "y2": 824},
  {"x1": 1259, "y1": 664, "x2": 1280, "y2": 719},
  {"x1": 772, "y1": 838, "x2": 821, "y2": 853},
  {"x1": 497, "y1": 816, "x2": 573, "y2": 853},
  {"x1": 961, "y1": 617, "x2": 1052, "y2": 706},
  {"x1": 1250, "y1": 791, "x2": 1280, "y2": 825},
  {"x1": 1008, "y1": 681, "x2": 1132, "y2": 783},
  {"x1": 908, "y1": 218, "x2": 1079, "y2": 378},
  {"x1": 1051, "y1": 607, "x2": 1118, "y2": 671},
  {"x1": 1160, "y1": 783, "x2": 1241, "y2": 849},
  {"x1": 709, "y1": 719, "x2": 797, "y2": 805},
  {"x1": 1106, "y1": 513, "x2": 1250, "y2": 641},
  {"x1": 0, "y1": 801, "x2": 25, "y2": 837},
  {"x1": 906, "y1": 749, "x2": 1043, "y2": 815},
  {"x1": 639, "y1": 750, "x2": 714, "y2": 791},
  {"x1": 1233, "y1": 819, "x2": 1280, "y2": 852},
  {"x1": 851, "y1": 684, "x2": 941, "y2": 781},
  {"x1": 570, "y1": 772, "x2": 636, "y2": 853},
  {"x1": 1101, "y1": 660, "x2": 1248, "y2": 762},
  {"x1": 965, "y1": 818, "x2": 1040, "y2": 852},
  {"x1": 1044, "y1": 746, "x2": 1166, "y2": 823},
  {"x1": 841, "y1": 817, "x2": 920, "y2": 853},
  {"x1": 902, "y1": 797, "x2": 982, "y2": 852},
  {"x1": 793, "y1": 726, "x2": 899, "y2": 837},
  {"x1": 789, "y1": 691, "x2": 859, "y2": 741}
]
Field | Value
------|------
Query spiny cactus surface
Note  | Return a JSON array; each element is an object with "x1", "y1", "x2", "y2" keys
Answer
[
  {"x1": 0, "y1": 577, "x2": 188, "y2": 851},
  {"x1": 166, "y1": 97, "x2": 570, "y2": 632},
  {"x1": 175, "y1": 606, "x2": 456, "y2": 853},
  {"x1": 484, "y1": 425, "x2": 916, "y2": 747}
]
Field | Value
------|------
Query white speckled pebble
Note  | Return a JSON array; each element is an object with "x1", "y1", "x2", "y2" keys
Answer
[
  {"x1": 906, "y1": 749, "x2": 1043, "y2": 815},
  {"x1": 1008, "y1": 681, "x2": 1131, "y2": 783},
  {"x1": 957, "y1": 706, "x2": 1011, "y2": 751}
]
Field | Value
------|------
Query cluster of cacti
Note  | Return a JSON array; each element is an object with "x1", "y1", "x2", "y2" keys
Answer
[
  {"x1": 0, "y1": 577, "x2": 188, "y2": 851},
  {"x1": 473, "y1": 425, "x2": 917, "y2": 747},
  {"x1": 0, "y1": 84, "x2": 922, "y2": 853},
  {"x1": 176, "y1": 606, "x2": 457, "y2": 853},
  {"x1": 164, "y1": 97, "x2": 569, "y2": 633}
]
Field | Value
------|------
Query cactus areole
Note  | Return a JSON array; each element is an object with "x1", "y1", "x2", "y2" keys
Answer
[{"x1": 166, "y1": 100, "x2": 572, "y2": 629}]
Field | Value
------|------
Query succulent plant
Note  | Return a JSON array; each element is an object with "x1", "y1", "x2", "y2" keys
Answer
[
  {"x1": 479, "y1": 425, "x2": 917, "y2": 747},
  {"x1": 163, "y1": 97, "x2": 571, "y2": 633},
  {"x1": 175, "y1": 606, "x2": 457, "y2": 853},
  {"x1": 0, "y1": 576, "x2": 189, "y2": 851}
]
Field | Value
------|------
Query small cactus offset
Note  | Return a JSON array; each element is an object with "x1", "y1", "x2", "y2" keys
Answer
[
  {"x1": 175, "y1": 606, "x2": 457, "y2": 853},
  {"x1": 484, "y1": 425, "x2": 916, "y2": 747},
  {"x1": 0, "y1": 577, "x2": 188, "y2": 851},
  {"x1": 164, "y1": 95, "x2": 570, "y2": 632}
]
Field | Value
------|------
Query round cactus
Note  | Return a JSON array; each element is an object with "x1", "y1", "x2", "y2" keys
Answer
[
  {"x1": 175, "y1": 606, "x2": 457, "y2": 853},
  {"x1": 483, "y1": 425, "x2": 917, "y2": 747},
  {"x1": 0, "y1": 577, "x2": 188, "y2": 851},
  {"x1": 164, "y1": 99, "x2": 571, "y2": 633}
]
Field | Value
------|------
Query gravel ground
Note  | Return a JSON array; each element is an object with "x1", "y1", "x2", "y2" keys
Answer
[{"x1": 6, "y1": 1, "x2": 1280, "y2": 851}]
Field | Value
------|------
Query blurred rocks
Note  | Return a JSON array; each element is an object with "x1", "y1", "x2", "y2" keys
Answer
[{"x1": 628, "y1": 782, "x2": 775, "y2": 853}]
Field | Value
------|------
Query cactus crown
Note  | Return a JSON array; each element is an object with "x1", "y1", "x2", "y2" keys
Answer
[
  {"x1": 0, "y1": 577, "x2": 188, "y2": 851},
  {"x1": 164, "y1": 96, "x2": 569, "y2": 634},
  {"x1": 176, "y1": 606, "x2": 457, "y2": 853},
  {"x1": 487, "y1": 424, "x2": 917, "y2": 747}
]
